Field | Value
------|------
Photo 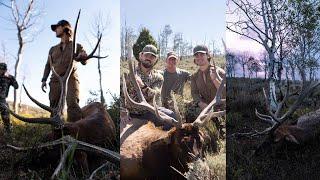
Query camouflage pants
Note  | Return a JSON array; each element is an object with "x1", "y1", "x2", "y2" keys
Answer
[
  {"x1": 49, "y1": 77, "x2": 82, "y2": 122},
  {"x1": 0, "y1": 98, "x2": 11, "y2": 132}
]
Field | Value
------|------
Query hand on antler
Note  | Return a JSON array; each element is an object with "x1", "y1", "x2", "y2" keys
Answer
[
  {"x1": 75, "y1": 51, "x2": 88, "y2": 62},
  {"x1": 135, "y1": 75, "x2": 145, "y2": 88},
  {"x1": 41, "y1": 81, "x2": 47, "y2": 93}
]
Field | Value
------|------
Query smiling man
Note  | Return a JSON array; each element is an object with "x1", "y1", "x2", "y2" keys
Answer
[
  {"x1": 126, "y1": 44, "x2": 163, "y2": 109},
  {"x1": 160, "y1": 51, "x2": 191, "y2": 109},
  {"x1": 191, "y1": 45, "x2": 225, "y2": 109},
  {"x1": 125, "y1": 45, "x2": 178, "y2": 128}
]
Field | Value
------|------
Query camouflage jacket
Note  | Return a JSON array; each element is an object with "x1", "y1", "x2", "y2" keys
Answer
[
  {"x1": 125, "y1": 65, "x2": 163, "y2": 114},
  {"x1": 0, "y1": 74, "x2": 18, "y2": 99}
]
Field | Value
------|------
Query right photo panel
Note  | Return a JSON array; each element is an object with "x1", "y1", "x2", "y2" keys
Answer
[
  {"x1": 120, "y1": 0, "x2": 226, "y2": 179},
  {"x1": 227, "y1": 0, "x2": 320, "y2": 179}
]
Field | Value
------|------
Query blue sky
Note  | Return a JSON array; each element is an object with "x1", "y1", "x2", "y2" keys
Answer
[
  {"x1": 121, "y1": 0, "x2": 226, "y2": 52},
  {"x1": 0, "y1": 0, "x2": 120, "y2": 107}
]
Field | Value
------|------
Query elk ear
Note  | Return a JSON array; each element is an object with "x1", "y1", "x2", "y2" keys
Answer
[{"x1": 285, "y1": 134, "x2": 300, "y2": 144}]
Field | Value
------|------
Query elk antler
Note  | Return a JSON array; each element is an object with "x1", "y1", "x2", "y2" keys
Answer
[
  {"x1": 234, "y1": 80, "x2": 320, "y2": 138},
  {"x1": 192, "y1": 76, "x2": 226, "y2": 126},
  {"x1": 122, "y1": 59, "x2": 182, "y2": 128}
]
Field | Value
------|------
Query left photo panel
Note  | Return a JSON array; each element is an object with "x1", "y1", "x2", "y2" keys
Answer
[{"x1": 0, "y1": 0, "x2": 120, "y2": 179}]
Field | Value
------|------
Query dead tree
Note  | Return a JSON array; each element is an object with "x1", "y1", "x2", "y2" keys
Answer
[
  {"x1": 1, "y1": 10, "x2": 118, "y2": 179},
  {"x1": 90, "y1": 11, "x2": 110, "y2": 105},
  {"x1": 9, "y1": 0, "x2": 43, "y2": 112}
]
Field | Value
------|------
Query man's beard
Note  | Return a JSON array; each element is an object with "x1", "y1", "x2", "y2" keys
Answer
[
  {"x1": 56, "y1": 33, "x2": 62, "y2": 38},
  {"x1": 141, "y1": 60, "x2": 153, "y2": 68}
]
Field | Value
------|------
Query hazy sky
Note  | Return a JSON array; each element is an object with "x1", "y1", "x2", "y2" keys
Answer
[
  {"x1": 121, "y1": 0, "x2": 226, "y2": 52},
  {"x1": 0, "y1": 0, "x2": 120, "y2": 107}
]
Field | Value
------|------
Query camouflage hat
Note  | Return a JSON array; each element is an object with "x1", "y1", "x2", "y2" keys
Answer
[
  {"x1": 142, "y1": 44, "x2": 158, "y2": 56},
  {"x1": 0, "y1": 63, "x2": 7, "y2": 70},
  {"x1": 193, "y1": 45, "x2": 209, "y2": 55},
  {"x1": 51, "y1": 20, "x2": 72, "y2": 31},
  {"x1": 166, "y1": 51, "x2": 178, "y2": 60}
]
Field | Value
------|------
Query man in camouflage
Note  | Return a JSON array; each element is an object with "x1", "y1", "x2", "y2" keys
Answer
[
  {"x1": 41, "y1": 20, "x2": 87, "y2": 122},
  {"x1": 125, "y1": 45, "x2": 176, "y2": 128},
  {"x1": 186, "y1": 45, "x2": 225, "y2": 123},
  {"x1": 0, "y1": 63, "x2": 18, "y2": 134}
]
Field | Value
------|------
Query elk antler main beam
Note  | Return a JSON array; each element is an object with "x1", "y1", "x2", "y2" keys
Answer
[{"x1": 22, "y1": 84, "x2": 53, "y2": 113}]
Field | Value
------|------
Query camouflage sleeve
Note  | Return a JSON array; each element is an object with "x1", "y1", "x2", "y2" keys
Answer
[
  {"x1": 76, "y1": 43, "x2": 87, "y2": 65},
  {"x1": 9, "y1": 75, "x2": 18, "y2": 89},
  {"x1": 144, "y1": 74, "x2": 163, "y2": 102},
  {"x1": 190, "y1": 74, "x2": 202, "y2": 103},
  {"x1": 41, "y1": 48, "x2": 52, "y2": 82}
]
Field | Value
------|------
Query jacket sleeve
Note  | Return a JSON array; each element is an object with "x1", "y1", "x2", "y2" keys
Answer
[
  {"x1": 144, "y1": 74, "x2": 163, "y2": 102},
  {"x1": 41, "y1": 48, "x2": 52, "y2": 82},
  {"x1": 9, "y1": 75, "x2": 19, "y2": 89},
  {"x1": 75, "y1": 43, "x2": 87, "y2": 65}
]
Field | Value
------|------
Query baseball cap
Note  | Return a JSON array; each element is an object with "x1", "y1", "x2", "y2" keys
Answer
[
  {"x1": 193, "y1": 45, "x2": 209, "y2": 55},
  {"x1": 0, "y1": 63, "x2": 7, "y2": 70},
  {"x1": 142, "y1": 45, "x2": 157, "y2": 56},
  {"x1": 51, "y1": 20, "x2": 71, "y2": 31},
  {"x1": 166, "y1": 51, "x2": 178, "y2": 60}
]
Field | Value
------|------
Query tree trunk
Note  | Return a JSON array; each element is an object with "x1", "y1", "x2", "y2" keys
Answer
[
  {"x1": 242, "y1": 64, "x2": 245, "y2": 78},
  {"x1": 97, "y1": 44, "x2": 105, "y2": 105},
  {"x1": 14, "y1": 39, "x2": 23, "y2": 113}
]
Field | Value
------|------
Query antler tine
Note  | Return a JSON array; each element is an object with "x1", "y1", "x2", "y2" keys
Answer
[
  {"x1": 0, "y1": 103, "x2": 56, "y2": 125},
  {"x1": 279, "y1": 81, "x2": 320, "y2": 121},
  {"x1": 23, "y1": 84, "x2": 53, "y2": 113},
  {"x1": 275, "y1": 80, "x2": 290, "y2": 117},
  {"x1": 128, "y1": 59, "x2": 144, "y2": 102},
  {"x1": 122, "y1": 75, "x2": 180, "y2": 127},
  {"x1": 193, "y1": 75, "x2": 226, "y2": 125},
  {"x1": 83, "y1": 33, "x2": 108, "y2": 60},
  {"x1": 153, "y1": 95, "x2": 181, "y2": 128},
  {"x1": 49, "y1": 54, "x2": 66, "y2": 116},
  {"x1": 170, "y1": 92, "x2": 183, "y2": 124},
  {"x1": 255, "y1": 108, "x2": 276, "y2": 125}
]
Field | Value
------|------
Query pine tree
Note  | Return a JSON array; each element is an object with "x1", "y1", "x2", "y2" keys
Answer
[{"x1": 132, "y1": 27, "x2": 157, "y2": 60}]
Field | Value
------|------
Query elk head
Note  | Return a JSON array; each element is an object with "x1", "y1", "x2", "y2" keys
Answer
[
  {"x1": 234, "y1": 80, "x2": 320, "y2": 155},
  {"x1": 122, "y1": 58, "x2": 226, "y2": 163}
]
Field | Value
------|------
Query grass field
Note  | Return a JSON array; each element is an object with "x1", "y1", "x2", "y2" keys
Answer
[
  {"x1": 227, "y1": 77, "x2": 320, "y2": 180},
  {"x1": 0, "y1": 101, "x2": 120, "y2": 179},
  {"x1": 121, "y1": 55, "x2": 226, "y2": 179}
]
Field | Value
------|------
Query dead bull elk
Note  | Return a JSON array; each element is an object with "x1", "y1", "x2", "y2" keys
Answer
[
  {"x1": 120, "y1": 59, "x2": 226, "y2": 179},
  {"x1": 1, "y1": 10, "x2": 119, "y2": 177},
  {"x1": 233, "y1": 80, "x2": 320, "y2": 154}
]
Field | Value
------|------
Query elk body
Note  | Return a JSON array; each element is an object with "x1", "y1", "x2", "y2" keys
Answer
[
  {"x1": 235, "y1": 81, "x2": 320, "y2": 154},
  {"x1": 273, "y1": 109, "x2": 320, "y2": 145},
  {"x1": 120, "y1": 60, "x2": 226, "y2": 179},
  {"x1": 2, "y1": 10, "x2": 118, "y2": 177}
]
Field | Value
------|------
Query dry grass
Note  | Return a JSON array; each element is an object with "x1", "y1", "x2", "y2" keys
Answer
[
  {"x1": 227, "y1": 77, "x2": 320, "y2": 179},
  {"x1": 121, "y1": 55, "x2": 226, "y2": 179}
]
